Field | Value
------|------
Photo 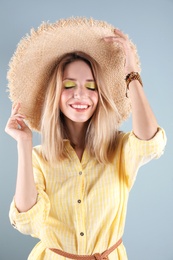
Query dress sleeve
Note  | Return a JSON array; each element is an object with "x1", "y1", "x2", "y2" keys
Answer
[
  {"x1": 9, "y1": 147, "x2": 50, "y2": 238},
  {"x1": 121, "y1": 127, "x2": 167, "y2": 190}
]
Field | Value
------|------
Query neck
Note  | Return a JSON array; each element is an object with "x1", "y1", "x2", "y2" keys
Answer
[{"x1": 64, "y1": 120, "x2": 89, "y2": 149}]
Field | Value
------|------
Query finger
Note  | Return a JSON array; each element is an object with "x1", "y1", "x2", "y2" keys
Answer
[
  {"x1": 5, "y1": 119, "x2": 20, "y2": 132},
  {"x1": 103, "y1": 36, "x2": 127, "y2": 45},
  {"x1": 11, "y1": 102, "x2": 21, "y2": 116},
  {"x1": 103, "y1": 36, "x2": 117, "y2": 42},
  {"x1": 12, "y1": 102, "x2": 20, "y2": 111},
  {"x1": 6, "y1": 117, "x2": 26, "y2": 133},
  {"x1": 15, "y1": 119, "x2": 25, "y2": 130},
  {"x1": 103, "y1": 36, "x2": 126, "y2": 53},
  {"x1": 10, "y1": 113, "x2": 25, "y2": 119},
  {"x1": 103, "y1": 29, "x2": 128, "y2": 43},
  {"x1": 11, "y1": 114, "x2": 25, "y2": 118},
  {"x1": 114, "y1": 29, "x2": 127, "y2": 40}
]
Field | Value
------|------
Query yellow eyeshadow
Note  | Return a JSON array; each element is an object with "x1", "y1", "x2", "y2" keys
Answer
[
  {"x1": 85, "y1": 82, "x2": 97, "y2": 90},
  {"x1": 63, "y1": 81, "x2": 76, "y2": 88},
  {"x1": 63, "y1": 81, "x2": 97, "y2": 90}
]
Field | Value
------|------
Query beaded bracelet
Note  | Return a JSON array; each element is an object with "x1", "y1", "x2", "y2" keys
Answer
[{"x1": 125, "y1": 72, "x2": 143, "y2": 97}]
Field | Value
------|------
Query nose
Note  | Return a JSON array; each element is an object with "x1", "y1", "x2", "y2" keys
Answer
[{"x1": 73, "y1": 86, "x2": 86, "y2": 98}]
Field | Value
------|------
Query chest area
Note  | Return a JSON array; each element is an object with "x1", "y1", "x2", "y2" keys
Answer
[{"x1": 44, "y1": 161, "x2": 125, "y2": 210}]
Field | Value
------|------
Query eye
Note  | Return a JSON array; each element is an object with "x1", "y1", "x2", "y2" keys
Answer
[
  {"x1": 63, "y1": 81, "x2": 76, "y2": 89},
  {"x1": 85, "y1": 82, "x2": 97, "y2": 91}
]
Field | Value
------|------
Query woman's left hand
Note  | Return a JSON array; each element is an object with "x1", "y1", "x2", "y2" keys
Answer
[{"x1": 103, "y1": 29, "x2": 139, "y2": 76}]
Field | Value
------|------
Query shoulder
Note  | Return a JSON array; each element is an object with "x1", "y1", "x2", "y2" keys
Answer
[
  {"x1": 33, "y1": 144, "x2": 42, "y2": 154},
  {"x1": 32, "y1": 145, "x2": 45, "y2": 165},
  {"x1": 32, "y1": 145, "x2": 43, "y2": 157}
]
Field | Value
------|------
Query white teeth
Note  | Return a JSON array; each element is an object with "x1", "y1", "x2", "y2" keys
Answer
[{"x1": 71, "y1": 104, "x2": 89, "y2": 109}]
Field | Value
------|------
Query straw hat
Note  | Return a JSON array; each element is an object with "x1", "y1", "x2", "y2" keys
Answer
[{"x1": 7, "y1": 17, "x2": 140, "y2": 131}]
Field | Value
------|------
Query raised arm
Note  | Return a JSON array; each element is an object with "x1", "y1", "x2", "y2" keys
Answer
[
  {"x1": 5, "y1": 103, "x2": 37, "y2": 212},
  {"x1": 104, "y1": 29, "x2": 158, "y2": 140},
  {"x1": 127, "y1": 75, "x2": 158, "y2": 140}
]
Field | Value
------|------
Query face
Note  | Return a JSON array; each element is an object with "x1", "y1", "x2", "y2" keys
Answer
[{"x1": 59, "y1": 60, "x2": 98, "y2": 124}]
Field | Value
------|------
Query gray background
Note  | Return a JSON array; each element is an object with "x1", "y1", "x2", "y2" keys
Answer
[{"x1": 0, "y1": 0, "x2": 172, "y2": 259}]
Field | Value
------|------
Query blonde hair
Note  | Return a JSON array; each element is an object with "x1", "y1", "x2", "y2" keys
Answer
[{"x1": 41, "y1": 52, "x2": 121, "y2": 164}]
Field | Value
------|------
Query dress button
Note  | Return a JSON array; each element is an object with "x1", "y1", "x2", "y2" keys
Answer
[
  {"x1": 79, "y1": 171, "x2": 82, "y2": 175},
  {"x1": 77, "y1": 199, "x2": 81, "y2": 203},
  {"x1": 80, "y1": 232, "x2": 84, "y2": 236}
]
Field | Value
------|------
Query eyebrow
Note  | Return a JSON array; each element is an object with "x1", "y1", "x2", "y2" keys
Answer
[{"x1": 63, "y1": 78, "x2": 95, "y2": 82}]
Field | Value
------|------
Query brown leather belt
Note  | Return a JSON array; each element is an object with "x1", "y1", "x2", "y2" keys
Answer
[{"x1": 49, "y1": 238, "x2": 122, "y2": 260}]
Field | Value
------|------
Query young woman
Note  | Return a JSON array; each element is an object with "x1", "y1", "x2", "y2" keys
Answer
[{"x1": 5, "y1": 18, "x2": 166, "y2": 259}]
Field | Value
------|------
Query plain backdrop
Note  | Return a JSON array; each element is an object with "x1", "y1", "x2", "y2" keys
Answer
[{"x1": 0, "y1": 0, "x2": 173, "y2": 259}]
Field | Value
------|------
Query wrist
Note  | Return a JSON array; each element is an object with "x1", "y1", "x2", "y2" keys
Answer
[{"x1": 17, "y1": 138, "x2": 33, "y2": 150}]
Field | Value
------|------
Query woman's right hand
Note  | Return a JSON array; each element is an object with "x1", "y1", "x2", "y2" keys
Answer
[{"x1": 5, "y1": 103, "x2": 32, "y2": 142}]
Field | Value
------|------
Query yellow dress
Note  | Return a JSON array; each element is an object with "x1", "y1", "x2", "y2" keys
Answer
[{"x1": 9, "y1": 128, "x2": 166, "y2": 259}]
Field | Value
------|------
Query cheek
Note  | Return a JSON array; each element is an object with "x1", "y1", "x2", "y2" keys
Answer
[
  {"x1": 92, "y1": 92, "x2": 99, "y2": 105},
  {"x1": 59, "y1": 92, "x2": 66, "y2": 110},
  {"x1": 60, "y1": 91, "x2": 69, "y2": 102},
  {"x1": 59, "y1": 90, "x2": 73, "y2": 112}
]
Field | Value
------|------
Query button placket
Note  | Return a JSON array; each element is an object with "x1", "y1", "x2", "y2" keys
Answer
[
  {"x1": 77, "y1": 171, "x2": 82, "y2": 204},
  {"x1": 76, "y1": 169, "x2": 86, "y2": 250}
]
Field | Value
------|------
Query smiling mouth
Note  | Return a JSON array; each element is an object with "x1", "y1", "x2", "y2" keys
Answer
[{"x1": 70, "y1": 104, "x2": 90, "y2": 110}]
